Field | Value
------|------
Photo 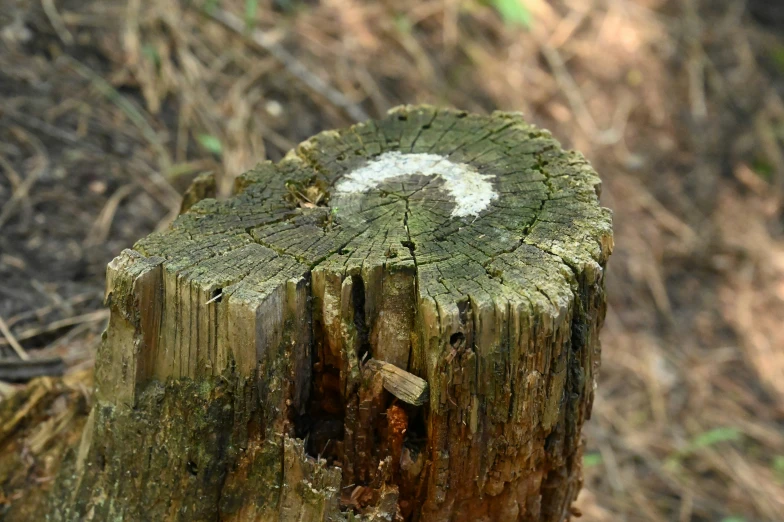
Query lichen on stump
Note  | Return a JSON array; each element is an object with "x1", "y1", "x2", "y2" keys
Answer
[{"x1": 50, "y1": 106, "x2": 613, "y2": 521}]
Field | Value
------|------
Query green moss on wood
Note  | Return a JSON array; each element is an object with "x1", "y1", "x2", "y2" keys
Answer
[{"x1": 47, "y1": 106, "x2": 613, "y2": 522}]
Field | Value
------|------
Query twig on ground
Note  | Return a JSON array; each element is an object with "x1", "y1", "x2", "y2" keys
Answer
[
  {"x1": 0, "y1": 154, "x2": 22, "y2": 191},
  {"x1": 42, "y1": 0, "x2": 74, "y2": 46},
  {"x1": 0, "y1": 127, "x2": 49, "y2": 231},
  {"x1": 203, "y1": 8, "x2": 369, "y2": 123},
  {"x1": 1, "y1": 104, "x2": 100, "y2": 153},
  {"x1": 0, "y1": 315, "x2": 29, "y2": 361},
  {"x1": 4, "y1": 292, "x2": 99, "y2": 329},
  {"x1": 85, "y1": 184, "x2": 136, "y2": 247},
  {"x1": 0, "y1": 310, "x2": 109, "y2": 348},
  {"x1": 62, "y1": 55, "x2": 172, "y2": 171},
  {"x1": 0, "y1": 357, "x2": 65, "y2": 382},
  {"x1": 538, "y1": 42, "x2": 622, "y2": 145},
  {"x1": 2, "y1": 103, "x2": 179, "y2": 213},
  {"x1": 30, "y1": 280, "x2": 75, "y2": 318},
  {"x1": 684, "y1": 0, "x2": 707, "y2": 121}
]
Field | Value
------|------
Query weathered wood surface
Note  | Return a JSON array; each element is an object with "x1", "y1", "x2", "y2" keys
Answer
[{"x1": 47, "y1": 106, "x2": 612, "y2": 521}]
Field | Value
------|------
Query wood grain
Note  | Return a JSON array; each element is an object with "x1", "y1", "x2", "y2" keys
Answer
[{"x1": 47, "y1": 106, "x2": 613, "y2": 522}]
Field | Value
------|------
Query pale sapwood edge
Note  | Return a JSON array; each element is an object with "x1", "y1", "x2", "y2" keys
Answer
[{"x1": 43, "y1": 105, "x2": 613, "y2": 522}]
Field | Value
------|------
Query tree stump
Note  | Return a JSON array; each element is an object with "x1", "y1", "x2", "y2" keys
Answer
[{"x1": 50, "y1": 106, "x2": 612, "y2": 521}]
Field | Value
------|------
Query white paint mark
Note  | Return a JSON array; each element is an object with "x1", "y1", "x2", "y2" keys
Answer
[{"x1": 335, "y1": 151, "x2": 498, "y2": 218}]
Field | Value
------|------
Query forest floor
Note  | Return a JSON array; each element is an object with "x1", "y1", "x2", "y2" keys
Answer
[{"x1": 1, "y1": 0, "x2": 783, "y2": 520}]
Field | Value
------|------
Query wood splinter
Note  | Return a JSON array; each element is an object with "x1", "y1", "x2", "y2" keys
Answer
[{"x1": 364, "y1": 358, "x2": 429, "y2": 406}]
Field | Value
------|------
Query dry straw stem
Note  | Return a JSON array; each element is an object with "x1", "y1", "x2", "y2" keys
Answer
[
  {"x1": 0, "y1": 311, "x2": 109, "y2": 348},
  {"x1": 0, "y1": 316, "x2": 28, "y2": 361},
  {"x1": 0, "y1": 127, "x2": 48, "y2": 232},
  {"x1": 204, "y1": 7, "x2": 369, "y2": 123}
]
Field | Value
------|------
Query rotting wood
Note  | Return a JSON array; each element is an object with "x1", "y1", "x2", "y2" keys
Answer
[{"x1": 45, "y1": 105, "x2": 613, "y2": 522}]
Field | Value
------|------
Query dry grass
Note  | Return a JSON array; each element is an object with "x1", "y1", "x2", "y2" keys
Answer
[{"x1": 1, "y1": 0, "x2": 783, "y2": 520}]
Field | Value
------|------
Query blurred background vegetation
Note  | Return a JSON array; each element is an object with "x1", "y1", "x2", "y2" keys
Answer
[{"x1": 1, "y1": 0, "x2": 784, "y2": 520}]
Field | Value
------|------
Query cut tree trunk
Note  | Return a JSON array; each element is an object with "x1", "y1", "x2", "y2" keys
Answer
[{"x1": 48, "y1": 106, "x2": 612, "y2": 521}]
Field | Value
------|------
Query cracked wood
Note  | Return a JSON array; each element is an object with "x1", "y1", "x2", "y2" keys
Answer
[{"x1": 47, "y1": 106, "x2": 613, "y2": 522}]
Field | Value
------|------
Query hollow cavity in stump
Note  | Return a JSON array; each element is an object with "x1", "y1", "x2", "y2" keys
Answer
[{"x1": 52, "y1": 106, "x2": 613, "y2": 522}]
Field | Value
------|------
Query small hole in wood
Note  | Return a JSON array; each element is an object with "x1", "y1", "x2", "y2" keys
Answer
[
  {"x1": 449, "y1": 332, "x2": 465, "y2": 347},
  {"x1": 187, "y1": 460, "x2": 198, "y2": 476},
  {"x1": 422, "y1": 123, "x2": 431, "y2": 129},
  {"x1": 398, "y1": 114, "x2": 408, "y2": 121},
  {"x1": 456, "y1": 112, "x2": 467, "y2": 118},
  {"x1": 406, "y1": 406, "x2": 428, "y2": 441},
  {"x1": 210, "y1": 288, "x2": 223, "y2": 304},
  {"x1": 401, "y1": 240, "x2": 415, "y2": 251}
]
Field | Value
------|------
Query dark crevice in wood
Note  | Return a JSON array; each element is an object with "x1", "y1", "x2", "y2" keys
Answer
[
  {"x1": 301, "y1": 361, "x2": 345, "y2": 463},
  {"x1": 351, "y1": 275, "x2": 371, "y2": 363}
]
